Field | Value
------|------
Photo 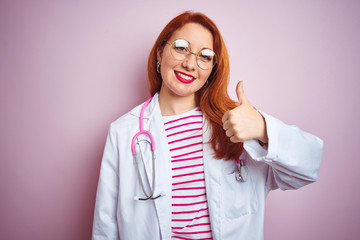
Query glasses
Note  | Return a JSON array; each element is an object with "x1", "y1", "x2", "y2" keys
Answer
[{"x1": 167, "y1": 39, "x2": 216, "y2": 70}]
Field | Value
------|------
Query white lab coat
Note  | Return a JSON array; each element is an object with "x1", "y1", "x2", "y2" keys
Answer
[{"x1": 92, "y1": 93, "x2": 323, "y2": 240}]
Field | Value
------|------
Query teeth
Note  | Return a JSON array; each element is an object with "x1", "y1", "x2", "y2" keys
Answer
[{"x1": 177, "y1": 72, "x2": 194, "y2": 80}]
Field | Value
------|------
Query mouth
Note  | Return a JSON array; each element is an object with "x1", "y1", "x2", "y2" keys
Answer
[{"x1": 174, "y1": 71, "x2": 196, "y2": 84}]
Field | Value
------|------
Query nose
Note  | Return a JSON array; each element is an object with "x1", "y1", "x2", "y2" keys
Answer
[{"x1": 182, "y1": 53, "x2": 197, "y2": 71}]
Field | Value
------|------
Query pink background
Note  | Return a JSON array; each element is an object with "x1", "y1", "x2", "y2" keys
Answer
[{"x1": 1, "y1": 1, "x2": 359, "y2": 239}]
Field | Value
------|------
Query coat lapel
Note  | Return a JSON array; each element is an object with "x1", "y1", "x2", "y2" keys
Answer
[
  {"x1": 144, "y1": 94, "x2": 173, "y2": 239},
  {"x1": 202, "y1": 119, "x2": 222, "y2": 240}
]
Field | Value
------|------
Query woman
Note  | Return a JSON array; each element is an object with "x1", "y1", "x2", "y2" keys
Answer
[{"x1": 92, "y1": 11, "x2": 323, "y2": 240}]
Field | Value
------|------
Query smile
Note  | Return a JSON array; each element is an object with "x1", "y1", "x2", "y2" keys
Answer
[{"x1": 174, "y1": 71, "x2": 196, "y2": 84}]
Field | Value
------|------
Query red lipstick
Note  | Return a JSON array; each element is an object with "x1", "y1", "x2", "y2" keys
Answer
[{"x1": 174, "y1": 71, "x2": 196, "y2": 84}]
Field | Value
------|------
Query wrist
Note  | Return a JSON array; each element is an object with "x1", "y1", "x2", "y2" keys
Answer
[{"x1": 257, "y1": 112, "x2": 268, "y2": 143}]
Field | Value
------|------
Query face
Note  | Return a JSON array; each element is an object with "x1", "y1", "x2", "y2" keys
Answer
[{"x1": 157, "y1": 23, "x2": 214, "y2": 99}]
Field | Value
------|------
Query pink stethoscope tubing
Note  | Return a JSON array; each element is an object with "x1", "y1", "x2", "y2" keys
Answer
[
  {"x1": 131, "y1": 97, "x2": 164, "y2": 200},
  {"x1": 131, "y1": 97, "x2": 155, "y2": 155}
]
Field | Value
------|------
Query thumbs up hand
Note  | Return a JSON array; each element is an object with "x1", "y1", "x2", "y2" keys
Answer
[{"x1": 222, "y1": 81, "x2": 268, "y2": 143}]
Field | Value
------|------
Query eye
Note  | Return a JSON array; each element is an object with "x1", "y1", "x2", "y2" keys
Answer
[
  {"x1": 173, "y1": 39, "x2": 190, "y2": 53},
  {"x1": 199, "y1": 55, "x2": 212, "y2": 62},
  {"x1": 199, "y1": 49, "x2": 215, "y2": 62}
]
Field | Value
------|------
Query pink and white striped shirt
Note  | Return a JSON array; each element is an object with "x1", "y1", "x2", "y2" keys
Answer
[{"x1": 162, "y1": 108, "x2": 213, "y2": 240}]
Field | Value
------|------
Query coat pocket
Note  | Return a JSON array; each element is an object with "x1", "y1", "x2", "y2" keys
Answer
[{"x1": 221, "y1": 162, "x2": 259, "y2": 219}]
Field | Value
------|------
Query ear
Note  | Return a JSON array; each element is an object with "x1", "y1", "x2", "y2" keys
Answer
[{"x1": 156, "y1": 48, "x2": 163, "y2": 64}]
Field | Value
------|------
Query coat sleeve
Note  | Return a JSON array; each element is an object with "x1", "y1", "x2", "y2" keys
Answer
[
  {"x1": 92, "y1": 124, "x2": 120, "y2": 240},
  {"x1": 243, "y1": 111, "x2": 324, "y2": 191}
]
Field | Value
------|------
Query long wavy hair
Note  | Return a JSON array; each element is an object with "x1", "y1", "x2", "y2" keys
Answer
[{"x1": 147, "y1": 11, "x2": 243, "y2": 160}]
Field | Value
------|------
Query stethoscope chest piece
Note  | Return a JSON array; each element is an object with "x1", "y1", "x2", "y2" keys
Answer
[{"x1": 235, "y1": 158, "x2": 247, "y2": 182}]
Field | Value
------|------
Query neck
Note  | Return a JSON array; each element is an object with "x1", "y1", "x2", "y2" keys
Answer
[{"x1": 158, "y1": 90, "x2": 197, "y2": 116}]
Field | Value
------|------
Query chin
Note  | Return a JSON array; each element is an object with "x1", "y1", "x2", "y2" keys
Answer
[{"x1": 171, "y1": 90, "x2": 195, "y2": 98}]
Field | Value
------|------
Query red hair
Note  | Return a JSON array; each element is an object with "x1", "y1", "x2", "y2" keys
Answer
[{"x1": 147, "y1": 11, "x2": 243, "y2": 160}]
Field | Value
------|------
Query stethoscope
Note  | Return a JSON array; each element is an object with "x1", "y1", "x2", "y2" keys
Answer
[
  {"x1": 131, "y1": 97, "x2": 247, "y2": 201},
  {"x1": 131, "y1": 97, "x2": 165, "y2": 201}
]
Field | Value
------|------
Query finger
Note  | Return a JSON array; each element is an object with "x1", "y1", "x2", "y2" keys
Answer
[
  {"x1": 230, "y1": 136, "x2": 241, "y2": 143},
  {"x1": 222, "y1": 111, "x2": 229, "y2": 124},
  {"x1": 236, "y1": 80, "x2": 248, "y2": 105},
  {"x1": 225, "y1": 128, "x2": 235, "y2": 138},
  {"x1": 222, "y1": 120, "x2": 230, "y2": 131}
]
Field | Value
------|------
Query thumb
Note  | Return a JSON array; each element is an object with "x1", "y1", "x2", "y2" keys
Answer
[{"x1": 236, "y1": 80, "x2": 247, "y2": 104}]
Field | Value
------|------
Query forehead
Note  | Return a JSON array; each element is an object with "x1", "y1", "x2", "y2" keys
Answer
[{"x1": 169, "y1": 22, "x2": 213, "y2": 49}]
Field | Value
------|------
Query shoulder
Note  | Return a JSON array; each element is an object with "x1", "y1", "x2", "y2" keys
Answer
[
  {"x1": 108, "y1": 103, "x2": 143, "y2": 133},
  {"x1": 107, "y1": 93, "x2": 160, "y2": 135}
]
